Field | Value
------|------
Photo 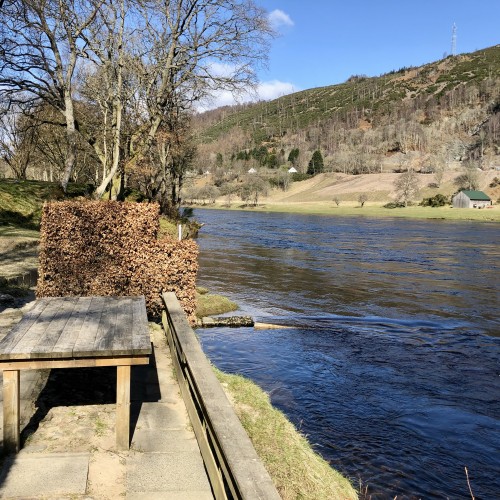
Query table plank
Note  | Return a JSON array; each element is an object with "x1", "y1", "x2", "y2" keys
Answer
[
  {"x1": 0, "y1": 299, "x2": 51, "y2": 357},
  {"x1": 92, "y1": 297, "x2": 119, "y2": 354},
  {"x1": 51, "y1": 297, "x2": 93, "y2": 355},
  {"x1": 72, "y1": 296, "x2": 108, "y2": 357},
  {"x1": 30, "y1": 297, "x2": 79, "y2": 358},
  {"x1": 5, "y1": 298, "x2": 69, "y2": 359},
  {"x1": 131, "y1": 296, "x2": 151, "y2": 353},
  {"x1": 111, "y1": 297, "x2": 135, "y2": 356}
]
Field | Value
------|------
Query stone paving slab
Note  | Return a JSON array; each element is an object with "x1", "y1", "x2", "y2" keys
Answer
[
  {"x1": 133, "y1": 401, "x2": 188, "y2": 430},
  {"x1": 0, "y1": 452, "x2": 90, "y2": 497},
  {"x1": 132, "y1": 428, "x2": 199, "y2": 453},
  {"x1": 127, "y1": 492, "x2": 214, "y2": 499},
  {"x1": 127, "y1": 451, "x2": 212, "y2": 494}
]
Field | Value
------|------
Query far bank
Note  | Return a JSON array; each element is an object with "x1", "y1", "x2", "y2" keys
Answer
[{"x1": 189, "y1": 201, "x2": 500, "y2": 222}]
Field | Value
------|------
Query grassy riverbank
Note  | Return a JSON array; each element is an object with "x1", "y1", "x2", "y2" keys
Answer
[
  {"x1": 197, "y1": 201, "x2": 500, "y2": 222},
  {"x1": 215, "y1": 368, "x2": 357, "y2": 499}
]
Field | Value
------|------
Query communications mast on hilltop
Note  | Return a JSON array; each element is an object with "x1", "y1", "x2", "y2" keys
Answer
[{"x1": 451, "y1": 23, "x2": 457, "y2": 56}]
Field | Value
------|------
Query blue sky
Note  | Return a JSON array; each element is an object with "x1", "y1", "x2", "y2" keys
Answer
[{"x1": 206, "y1": 0, "x2": 499, "y2": 108}]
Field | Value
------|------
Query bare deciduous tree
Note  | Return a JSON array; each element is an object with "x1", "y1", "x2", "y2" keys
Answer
[
  {"x1": 0, "y1": 107, "x2": 38, "y2": 179},
  {"x1": 239, "y1": 174, "x2": 267, "y2": 206},
  {"x1": 394, "y1": 169, "x2": 420, "y2": 207},
  {"x1": 434, "y1": 164, "x2": 445, "y2": 187},
  {"x1": 0, "y1": 0, "x2": 103, "y2": 190},
  {"x1": 1, "y1": 0, "x2": 273, "y2": 210},
  {"x1": 126, "y1": 0, "x2": 274, "y2": 212},
  {"x1": 454, "y1": 160, "x2": 480, "y2": 191}
]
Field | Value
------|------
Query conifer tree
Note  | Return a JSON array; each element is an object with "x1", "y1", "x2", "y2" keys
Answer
[{"x1": 307, "y1": 150, "x2": 324, "y2": 175}]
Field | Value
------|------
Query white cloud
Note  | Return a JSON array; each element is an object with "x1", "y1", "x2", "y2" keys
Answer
[
  {"x1": 268, "y1": 9, "x2": 294, "y2": 29},
  {"x1": 255, "y1": 80, "x2": 297, "y2": 100},
  {"x1": 208, "y1": 62, "x2": 237, "y2": 77},
  {"x1": 196, "y1": 80, "x2": 299, "y2": 112}
]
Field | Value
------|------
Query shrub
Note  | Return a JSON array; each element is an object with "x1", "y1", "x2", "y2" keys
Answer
[
  {"x1": 420, "y1": 193, "x2": 449, "y2": 207},
  {"x1": 489, "y1": 177, "x2": 500, "y2": 188},
  {"x1": 291, "y1": 173, "x2": 311, "y2": 182},
  {"x1": 37, "y1": 201, "x2": 199, "y2": 324},
  {"x1": 383, "y1": 201, "x2": 406, "y2": 209}
]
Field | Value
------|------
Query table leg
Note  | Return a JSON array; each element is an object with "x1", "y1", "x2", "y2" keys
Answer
[
  {"x1": 116, "y1": 365, "x2": 131, "y2": 451},
  {"x1": 3, "y1": 370, "x2": 20, "y2": 454}
]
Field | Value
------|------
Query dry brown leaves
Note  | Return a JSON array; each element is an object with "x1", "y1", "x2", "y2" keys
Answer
[{"x1": 37, "y1": 200, "x2": 198, "y2": 324}]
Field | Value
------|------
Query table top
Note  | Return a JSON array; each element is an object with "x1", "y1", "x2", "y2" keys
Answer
[{"x1": 0, "y1": 296, "x2": 152, "y2": 361}]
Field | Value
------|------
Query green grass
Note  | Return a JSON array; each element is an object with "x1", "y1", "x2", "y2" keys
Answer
[
  {"x1": 158, "y1": 217, "x2": 178, "y2": 238},
  {"x1": 200, "y1": 202, "x2": 500, "y2": 222},
  {"x1": 214, "y1": 368, "x2": 358, "y2": 500},
  {"x1": 0, "y1": 179, "x2": 90, "y2": 228},
  {"x1": 0, "y1": 226, "x2": 40, "y2": 239},
  {"x1": 0, "y1": 278, "x2": 32, "y2": 297}
]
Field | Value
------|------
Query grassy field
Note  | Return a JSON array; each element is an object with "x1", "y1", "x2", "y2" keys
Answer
[
  {"x1": 200, "y1": 201, "x2": 500, "y2": 222},
  {"x1": 0, "y1": 179, "x2": 90, "y2": 228},
  {"x1": 215, "y1": 368, "x2": 358, "y2": 500}
]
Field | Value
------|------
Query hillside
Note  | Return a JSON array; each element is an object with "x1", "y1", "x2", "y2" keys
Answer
[
  {"x1": 264, "y1": 170, "x2": 499, "y2": 204},
  {"x1": 192, "y1": 45, "x2": 500, "y2": 175}
]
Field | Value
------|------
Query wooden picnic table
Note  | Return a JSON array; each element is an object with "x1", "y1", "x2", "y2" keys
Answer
[{"x1": 0, "y1": 296, "x2": 151, "y2": 454}]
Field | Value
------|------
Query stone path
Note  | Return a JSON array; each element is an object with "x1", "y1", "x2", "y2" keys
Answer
[{"x1": 0, "y1": 300, "x2": 214, "y2": 499}]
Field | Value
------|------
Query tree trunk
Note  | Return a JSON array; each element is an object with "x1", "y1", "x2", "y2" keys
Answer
[{"x1": 60, "y1": 94, "x2": 77, "y2": 192}]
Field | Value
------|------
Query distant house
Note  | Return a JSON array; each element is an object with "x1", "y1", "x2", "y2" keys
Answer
[
  {"x1": 452, "y1": 190, "x2": 492, "y2": 208},
  {"x1": 288, "y1": 167, "x2": 298, "y2": 173},
  {"x1": 248, "y1": 168, "x2": 257, "y2": 174}
]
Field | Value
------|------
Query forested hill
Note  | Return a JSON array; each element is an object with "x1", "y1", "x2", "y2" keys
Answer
[{"x1": 193, "y1": 45, "x2": 500, "y2": 173}]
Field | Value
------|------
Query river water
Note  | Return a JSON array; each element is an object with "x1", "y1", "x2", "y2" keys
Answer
[{"x1": 193, "y1": 209, "x2": 500, "y2": 499}]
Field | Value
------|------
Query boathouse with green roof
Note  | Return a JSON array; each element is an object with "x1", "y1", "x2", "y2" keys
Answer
[{"x1": 452, "y1": 190, "x2": 492, "y2": 208}]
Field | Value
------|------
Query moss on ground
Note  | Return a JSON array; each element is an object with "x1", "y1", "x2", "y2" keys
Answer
[{"x1": 195, "y1": 292, "x2": 238, "y2": 318}]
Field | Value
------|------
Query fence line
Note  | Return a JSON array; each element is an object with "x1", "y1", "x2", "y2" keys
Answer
[{"x1": 161, "y1": 291, "x2": 280, "y2": 500}]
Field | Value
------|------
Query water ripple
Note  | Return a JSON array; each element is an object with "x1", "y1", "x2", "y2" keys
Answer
[{"x1": 195, "y1": 209, "x2": 500, "y2": 498}]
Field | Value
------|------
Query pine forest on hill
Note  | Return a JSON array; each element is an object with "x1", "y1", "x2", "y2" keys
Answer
[{"x1": 190, "y1": 45, "x2": 500, "y2": 207}]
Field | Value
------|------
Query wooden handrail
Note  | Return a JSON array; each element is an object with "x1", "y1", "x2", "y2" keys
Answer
[{"x1": 161, "y1": 292, "x2": 281, "y2": 500}]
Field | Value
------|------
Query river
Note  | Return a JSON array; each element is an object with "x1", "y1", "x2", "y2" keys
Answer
[{"x1": 193, "y1": 208, "x2": 500, "y2": 499}]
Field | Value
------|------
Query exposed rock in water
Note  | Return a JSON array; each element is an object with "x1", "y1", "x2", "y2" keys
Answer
[{"x1": 199, "y1": 316, "x2": 254, "y2": 328}]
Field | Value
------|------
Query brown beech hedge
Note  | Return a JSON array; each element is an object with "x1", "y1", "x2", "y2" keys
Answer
[{"x1": 36, "y1": 201, "x2": 199, "y2": 324}]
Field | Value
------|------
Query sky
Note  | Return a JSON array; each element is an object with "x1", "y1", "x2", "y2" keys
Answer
[{"x1": 206, "y1": 0, "x2": 500, "y2": 109}]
